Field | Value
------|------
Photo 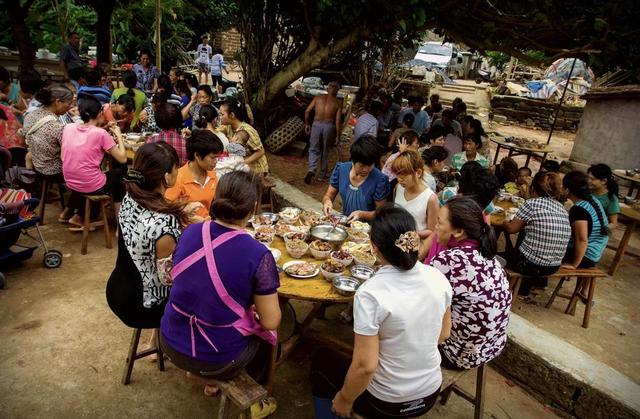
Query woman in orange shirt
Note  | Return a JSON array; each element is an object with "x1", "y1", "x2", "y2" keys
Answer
[{"x1": 165, "y1": 130, "x2": 224, "y2": 221}]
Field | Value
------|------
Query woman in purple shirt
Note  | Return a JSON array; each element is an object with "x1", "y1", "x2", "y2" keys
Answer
[
  {"x1": 430, "y1": 196, "x2": 512, "y2": 370},
  {"x1": 160, "y1": 171, "x2": 280, "y2": 416}
]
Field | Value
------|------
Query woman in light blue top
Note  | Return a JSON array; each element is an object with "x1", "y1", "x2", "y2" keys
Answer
[{"x1": 322, "y1": 136, "x2": 390, "y2": 222}]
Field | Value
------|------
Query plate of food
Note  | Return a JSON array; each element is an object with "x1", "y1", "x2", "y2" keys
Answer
[
  {"x1": 279, "y1": 207, "x2": 302, "y2": 224},
  {"x1": 341, "y1": 241, "x2": 372, "y2": 254},
  {"x1": 349, "y1": 220, "x2": 370, "y2": 232},
  {"x1": 283, "y1": 260, "x2": 319, "y2": 278}
]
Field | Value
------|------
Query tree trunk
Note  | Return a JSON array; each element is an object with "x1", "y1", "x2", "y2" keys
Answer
[
  {"x1": 6, "y1": 0, "x2": 36, "y2": 72},
  {"x1": 95, "y1": 1, "x2": 115, "y2": 65},
  {"x1": 255, "y1": 27, "x2": 370, "y2": 112}
]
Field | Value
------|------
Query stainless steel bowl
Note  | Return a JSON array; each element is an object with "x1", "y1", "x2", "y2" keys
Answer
[
  {"x1": 310, "y1": 224, "x2": 348, "y2": 251},
  {"x1": 332, "y1": 276, "x2": 360, "y2": 296},
  {"x1": 255, "y1": 212, "x2": 280, "y2": 224},
  {"x1": 350, "y1": 265, "x2": 375, "y2": 281}
]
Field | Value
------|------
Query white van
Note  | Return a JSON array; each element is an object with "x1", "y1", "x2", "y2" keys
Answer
[{"x1": 414, "y1": 42, "x2": 464, "y2": 78}]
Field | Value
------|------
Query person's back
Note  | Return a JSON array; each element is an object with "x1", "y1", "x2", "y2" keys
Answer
[
  {"x1": 77, "y1": 70, "x2": 111, "y2": 104},
  {"x1": 313, "y1": 94, "x2": 341, "y2": 122},
  {"x1": 356, "y1": 262, "x2": 450, "y2": 400},
  {"x1": 61, "y1": 123, "x2": 114, "y2": 193}
]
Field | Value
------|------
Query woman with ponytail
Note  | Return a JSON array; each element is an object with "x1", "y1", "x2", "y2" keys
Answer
[
  {"x1": 502, "y1": 172, "x2": 571, "y2": 293},
  {"x1": 562, "y1": 171, "x2": 609, "y2": 269},
  {"x1": 430, "y1": 196, "x2": 512, "y2": 370},
  {"x1": 111, "y1": 70, "x2": 147, "y2": 130},
  {"x1": 160, "y1": 171, "x2": 279, "y2": 415},
  {"x1": 588, "y1": 163, "x2": 620, "y2": 227},
  {"x1": 106, "y1": 142, "x2": 184, "y2": 352}
]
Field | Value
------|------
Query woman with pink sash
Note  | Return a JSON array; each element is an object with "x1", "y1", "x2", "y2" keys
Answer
[{"x1": 160, "y1": 171, "x2": 280, "y2": 417}]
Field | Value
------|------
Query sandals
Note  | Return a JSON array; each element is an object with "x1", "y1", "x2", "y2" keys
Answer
[
  {"x1": 250, "y1": 397, "x2": 277, "y2": 419},
  {"x1": 68, "y1": 225, "x2": 97, "y2": 232},
  {"x1": 203, "y1": 385, "x2": 219, "y2": 397}
]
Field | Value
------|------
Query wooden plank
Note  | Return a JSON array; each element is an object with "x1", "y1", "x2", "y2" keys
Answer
[
  {"x1": 215, "y1": 372, "x2": 267, "y2": 410},
  {"x1": 441, "y1": 368, "x2": 471, "y2": 390}
]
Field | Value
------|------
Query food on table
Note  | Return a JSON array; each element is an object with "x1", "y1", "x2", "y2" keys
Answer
[
  {"x1": 347, "y1": 229, "x2": 369, "y2": 243},
  {"x1": 341, "y1": 241, "x2": 372, "y2": 253},
  {"x1": 284, "y1": 232, "x2": 307, "y2": 242},
  {"x1": 310, "y1": 240, "x2": 332, "y2": 251},
  {"x1": 284, "y1": 262, "x2": 317, "y2": 276},
  {"x1": 274, "y1": 223, "x2": 292, "y2": 236},
  {"x1": 286, "y1": 239, "x2": 307, "y2": 250},
  {"x1": 321, "y1": 213, "x2": 347, "y2": 225},
  {"x1": 330, "y1": 250, "x2": 353, "y2": 266},
  {"x1": 279, "y1": 207, "x2": 301, "y2": 224},
  {"x1": 352, "y1": 250, "x2": 376, "y2": 267},
  {"x1": 255, "y1": 225, "x2": 275, "y2": 234},
  {"x1": 321, "y1": 260, "x2": 345, "y2": 273},
  {"x1": 504, "y1": 182, "x2": 519, "y2": 196},
  {"x1": 505, "y1": 208, "x2": 519, "y2": 222},
  {"x1": 254, "y1": 231, "x2": 273, "y2": 243},
  {"x1": 253, "y1": 214, "x2": 274, "y2": 226},
  {"x1": 349, "y1": 220, "x2": 370, "y2": 232},
  {"x1": 302, "y1": 210, "x2": 322, "y2": 226}
]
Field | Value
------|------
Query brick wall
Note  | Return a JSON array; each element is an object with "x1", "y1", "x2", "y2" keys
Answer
[
  {"x1": 213, "y1": 28, "x2": 242, "y2": 58},
  {"x1": 491, "y1": 95, "x2": 584, "y2": 131}
]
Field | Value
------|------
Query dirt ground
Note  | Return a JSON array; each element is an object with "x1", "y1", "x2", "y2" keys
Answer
[{"x1": 0, "y1": 210, "x2": 560, "y2": 418}]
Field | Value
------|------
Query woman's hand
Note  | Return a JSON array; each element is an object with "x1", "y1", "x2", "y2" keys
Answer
[
  {"x1": 181, "y1": 128, "x2": 192, "y2": 138},
  {"x1": 332, "y1": 391, "x2": 353, "y2": 418},
  {"x1": 347, "y1": 210, "x2": 363, "y2": 223},
  {"x1": 190, "y1": 93, "x2": 197, "y2": 103},
  {"x1": 139, "y1": 109, "x2": 149, "y2": 124},
  {"x1": 109, "y1": 125, "x2": 123, "y2": 140},
  {"x1": 397, "y1": 137, "x2": 409, "y2": 153},
  {"x1": 323, "y1": 199, "x2": 333, "y2": 216}
]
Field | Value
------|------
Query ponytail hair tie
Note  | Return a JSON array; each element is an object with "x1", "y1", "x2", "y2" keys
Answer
[{"x1": 123, "y1": 170, "x2": 145, "y2": 186}]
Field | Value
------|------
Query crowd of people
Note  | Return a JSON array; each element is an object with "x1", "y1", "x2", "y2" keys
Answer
[{"x1": 0, "y1": 31, "x2": 620, "y2": 419}]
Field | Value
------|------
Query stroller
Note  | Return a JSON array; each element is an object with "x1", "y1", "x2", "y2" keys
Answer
[{"x1": 0, "y1": 197, "x2": 62, "y2": 289}]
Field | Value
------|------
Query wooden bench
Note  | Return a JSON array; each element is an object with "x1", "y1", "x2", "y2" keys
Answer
[
  {"x1": 80, "y1": 194, "x2": 114, "y2": 255},
  {"x1": 212, "y1": 371, "x2": 268, "y2": 419},
  {"x1": 440, "y1": 364, "x2": 487, "y2": 419},
  {"x1": 505, "y1": 267, "x2": 607, "y2": 328}
]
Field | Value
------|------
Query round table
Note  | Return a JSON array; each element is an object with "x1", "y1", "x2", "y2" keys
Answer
[
  {"x1": 490, "y1": 137, "x2": 554, "y2": 168},
  {"x1": 608, "y1": 204, "x2": 640, "y2": 275}
]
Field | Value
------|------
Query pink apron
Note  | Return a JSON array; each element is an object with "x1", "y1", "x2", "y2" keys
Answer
[{"x1": 170, "y1": 222, "x2": 277, "y2": 358}]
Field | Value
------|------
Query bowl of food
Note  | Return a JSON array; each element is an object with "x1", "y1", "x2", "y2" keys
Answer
[
  {"x1": 330, "y1": 250, "x2": 353, "y2": 267},
  {"x1": 332, "y1": 276, "x2": 360, "y2": 297},
  {"x1": 348, "y1": 229, "x2": 370, "y2": 244},
  {"x1": 255, "y1": 225, "x2": 276, "y2": 236},
  {"x1": 321, "y1": 213, "x2": 348, "y2": 225},
  {"x1": 279, "y1": 207, "x2": 302, "y2": 224},
  {"x1": 254, "y1": 231, "x2": 274, "y2": 247},
  {"x1": 309, "y1": 240, "x2": 333, "y2": 259},
  {"x1": 125, "y1": 133, "x2": 143, "y2": 142},
  {"x1": 350, "y1": 264, "x2": 375, "y2": 281},
  {"x1": 274, "y1": 222, "x2": 292, "y2": 237},
  {"x1": 352, "y1": 250, "x2": 376, "y2": 268},
  {"x1": 321, "y1": 259, "x2": 345, "y2": 281},
  {"x1": 349, "y1": 220, "x2": 370, "y2": 232},
  {"x1": 310, "y1": 224, "x2": 348, "y2": 251},
  {"x1": 252, "y1": 212, "x2": 279, "y2": 226},
  {"x1": 283, "y1": 231, "x2": 308, "y2": 243},
  {"x1": 301, "y1": 210, "x2": 322, "y2": 226},
  {"x1": 283, "y1": 260, "x2": 319, "y2": 278},
  {"x1": 268, "y1": 247, "x2": 281, "y2": 263},
  {"x1": 285, "y1": 239, "x2": 308, "y2": 258}
]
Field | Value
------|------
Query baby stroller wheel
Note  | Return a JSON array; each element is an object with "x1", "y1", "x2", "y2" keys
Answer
[
  {"x1": 0, "y1": 272, "x2": 5, "y2": 289},
  {"x1": 43, "y1": 250, "x2": 63, "y2": 268}
]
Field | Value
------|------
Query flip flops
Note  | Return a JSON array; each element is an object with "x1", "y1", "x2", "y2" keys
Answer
[{"x1": 250, "y1": 397, "x2": 277, "y2": 419}]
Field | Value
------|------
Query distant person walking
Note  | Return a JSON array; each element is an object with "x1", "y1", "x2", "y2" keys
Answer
[
  {"x1": 304, "y1": 81, "x2": 343, "y2": 184},
  {"x1": 210, "y1": 48, "x2": 227, "y2": 95},
  {"x1": 196, "y1": 34, "x2": 212, "y2": 85},
  {"x1": 59, "y1": 32, "x2": 83, "y2": 81}
]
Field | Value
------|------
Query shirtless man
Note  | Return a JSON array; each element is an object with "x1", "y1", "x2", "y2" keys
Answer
[{"x1": 304, "y1": 81, "x2": 343, "y2": 184}]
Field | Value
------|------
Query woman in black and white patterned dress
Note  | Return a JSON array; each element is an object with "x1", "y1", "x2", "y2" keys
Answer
[{"x1": 106, "y1": 142, "x2": 188, "y2": 331}]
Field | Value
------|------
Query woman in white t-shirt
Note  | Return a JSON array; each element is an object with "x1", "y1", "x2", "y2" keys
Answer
[
  {"x1": 196, "y1": 34, "x2": 212, "y2": 85},
  {"x1": 392, "y1": 150, "x2": 439, "y2": 239},
  {"x1": 310, "y1": 206, "x2": 452, "y2": 418}
]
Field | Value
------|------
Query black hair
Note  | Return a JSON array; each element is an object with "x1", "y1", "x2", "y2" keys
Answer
[
  {"x1": 588, "y1": 163, "x2": 619, "y2": 200},
  {"x1": 499, "y1": 157, "x2": 519, "y2": 184},
  {"x1": 470, "y1": 118, "x2": 485, "y2": 137},
  {"x1": 430, "y1": 94, "x2": 439, "y2": 101},
  {"x1": 441, "y1": 109, "x2": 455, "y2": 119},
  {"x1": 401, "y1": 130, "x2": 419, "y2": 145},
  {"x1": 85, "y1": 69, "x2": 101, "y2": 87},
  {"x1": 518, "y1": 166, "x2": 532, "y2": 176},
  {"x1": 0, "y1": 66, "x2": 10, "y2": 84},
  {"x1": 370, "y1": 205, "x2": 418, "y2": 271},
  {"x1": 186, "y1": 129, "x2": 224, "y2": 161},
  {"x1": 34, "y1": 84, "x2": 73, "y2": 106},
  {"x1": 0, "y1": 107, "x2": 6, "y2": 120},
  {"x1": 186, "y1": 73, "x2": 198, "y2": 88},
  {"x1": 78, "y1": 95, "x2": 102, "y2": 122},
  {"x1": 422, "y1": 145, "x2": 449, "y2": 167},
  {"x1": 445, "y1": 196, "x2": 497, "y2": 259},
  {"x1": 401, "y1": 112, "x2": 415, "y2": 127},
  {"x1": 114, "y1": 94, "x2": 135, "y2": 113},
  {"x1": 531, "y1": 172, "x2": 564, "y2": 201},
  {"x1": 407, "y1": 95, "x2": 424, "y2": 106},
  {"x1": 18, "y1": 70, "x2": 43, "y2": 95},
  {"x1": 210, "y1": 170, "x2": 260, "y2": 222},
  {"x1": 214, "y1": 48, "x2": 224, "y2": 55},
  {"x1": 68, "y1": 31, "x2": 80, "y2": 38},
  {"x1": 68, "y1": 66, "x2": 86, "y2": 82},
  {"x1": 175, "y1": 79, "x2": 190, "y2": 97},
  {"x1": 563, "y1": 171, "x2": 608, "y2": 235},
  {"x1": 122, "y1": 70, "x2": 138, "y2": 98},
  {"x1": 541, "y1": 160, "x2": 560, "y2": 173},
  {"x1": 464, "y1": 133, "x2": 482, "y2": 149},
  {"x1": 222, "y1": 97, "x2": 249, "y2": 122},
  {"x1": 368, "y1": 100, "x2": 384, "y2": 116},
  {"x1": 157, "y1": 74, "x2": 172, "y2": 92},
  {"x1": 151, "y1": 91, "x2": 169, "y2": 106},
  {"x1": 425, "y1": 124, "x2": 454, "y2": 142},
  {"x1": 139, "y1": 50, "x2": 152, "y2": 60},
  {"x1": 458, "y1": 165, "x2": 499, "y2": 209},
  {"x1": 455, "y1": 101, "x2": 467, "y2": 113},
  {"x1": 194, "y1": 104, "x2": 219, "y2": 129},
  {"x1": 154, "y1": 103, "x2": 181, "y2": 130},
  {"x1": 462, "y1": 115, "x2": 475, "y2": 125},
  {"x1": 350, "y1": 136, "x2": 382, "y2": 166}
]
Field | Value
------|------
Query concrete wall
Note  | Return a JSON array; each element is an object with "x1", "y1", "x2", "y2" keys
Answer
[
  {"x1": 491, "y1": 95, "x2": 583, "y2": 131},
  {"x1": 570, "y1": 96, "x2": 640, "y2": 170},
  {"x1": 213, "y1": 28, "x2": 242, "y2": 58}
]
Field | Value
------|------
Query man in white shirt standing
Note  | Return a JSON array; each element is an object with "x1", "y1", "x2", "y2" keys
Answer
[{"x1": 196, "y1": 34, "x2": 212, "y2": 85}]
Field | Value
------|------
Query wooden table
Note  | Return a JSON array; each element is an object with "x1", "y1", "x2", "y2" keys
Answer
[
  {"x1": 490, "y1": 137, "x2": 554, "y2": 168},
  {"x1": 613, "y1": 171, "x2": 640, "y2": 199},
  {"x1": 608, "y1": 204, "x2": 640, "y2": 275},
  {"x1": 490, "y1": 199, "x2": 518, "y2": 226}
]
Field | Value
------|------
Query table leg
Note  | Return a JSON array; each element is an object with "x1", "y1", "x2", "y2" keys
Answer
[
  {"x1": 524, "y1": 153, "x2": 531, "y2": 168},
  {"x1": 540, "y1": 152, "x2": 548, "y2": 166},
  {"x1": 493, "y1": 145, "x2": 502, "y2": 165},
  {"x1": 608, "y1": 220, "x2": 636, "y2": 276}
]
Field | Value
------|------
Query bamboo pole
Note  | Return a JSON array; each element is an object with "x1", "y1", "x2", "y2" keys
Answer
[
  {"x1": 155, "y1": 0, "x2": 161, "y2": 70},
  {"x1": 546, "y1": 58, "x2": 577, "y2": 145}
]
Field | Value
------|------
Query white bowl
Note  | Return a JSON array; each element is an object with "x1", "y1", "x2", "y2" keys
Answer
[
  {"x1": 352, "y1": 251, "x2": 376, "y2": 268},
  {"x1": 330, "y1": 251, "x2": 353, "y2": 267},
  {"x1": 285, "y1": 240, "x2": 308, "y2": 258},
  {"x1": 309, "y1": 241, "x2": 332, "y2": 260}
]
